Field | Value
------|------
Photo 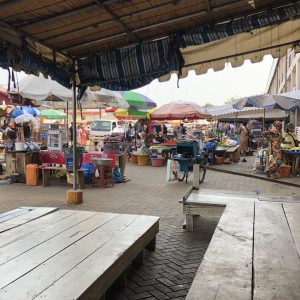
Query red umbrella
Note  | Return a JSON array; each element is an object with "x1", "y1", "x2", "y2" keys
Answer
[
  {"x1": 105, "y1": 107, "x2": 117, "y2": 113},
  {"x1": 151, "y1": 102, "x2": 211, "y2": 120}
]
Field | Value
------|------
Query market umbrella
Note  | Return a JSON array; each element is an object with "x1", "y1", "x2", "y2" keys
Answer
[
  {"x1": 233, "y1": 94, "x2": 300, "y2": 111},
  {"x1": 120, "y1": 91, "x2": 157, "y2": 109},
  {"x1": 41, "y1": 109, "x2": 67, "y2": 120},
  {"x1": 10, "y1": 75, "x2": 129, "y2": 109},
  {"x1": 151, "y1": 101, "x2": 211, "y2": 120},
  {"x1": 15, "y1": 114, "x2": 39, "y2": 127},
  {"x1": 21, "y1": 106, "x2": 40, "y2": 117},
  {"x1": 114, "y1": 108, "x2": 154, "y2": 120},
  {"x1": 10, "y1": 107, "x2": 24, "y2": 118}
]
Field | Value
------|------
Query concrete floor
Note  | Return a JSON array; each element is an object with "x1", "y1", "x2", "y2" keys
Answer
[{"x1": 1, "y1": 163, "x2": 299, "y2": 299}]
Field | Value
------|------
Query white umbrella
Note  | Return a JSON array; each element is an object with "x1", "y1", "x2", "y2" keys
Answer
[
  {"x1": 10, "y1": 75, "x2": 129, "y2": 109},
  {"x1": 14, "y1": 114, "x2": 39, "y2": 127}
]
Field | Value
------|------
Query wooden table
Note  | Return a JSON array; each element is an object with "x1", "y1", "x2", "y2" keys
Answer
[
  {"x1": 0, "y1": 207, "x2": 159, "y2": 300},
  {"x1": 41, "y1": 166, "x2": 86, "y2": 189},
  {"x1": 185, "y1": 189, "x2": 300, "y2": 300},
  {"x1": 5, "y1": 151, "x2": 40, "y2": 182},
  {"x1": 225, "y1": 144, "x2": 240, "y2": 162}
]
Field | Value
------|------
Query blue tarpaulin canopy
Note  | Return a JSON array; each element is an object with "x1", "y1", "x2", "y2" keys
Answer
[{"x1": 233, "y1": 94, "x2": 300, "y2": 111}]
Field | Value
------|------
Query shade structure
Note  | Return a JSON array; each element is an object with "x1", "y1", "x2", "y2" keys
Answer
[
  {"x1": 9, "y1": 75, "x2": 129, "y2": 109},
  {"x1": 121, "y1": 91, "x2": 157, "y2": 109},
  {"x1": 207, "y1": 104, "x2": 286, "y2": 120},
  {"x1": 151, "y1": 102, "x2": 211, "y2": 120},
  {"x1": 233, "y1": 94, "x2": 300, "y2": 111},
  {"x1": 41, "y1": 109, "x2": 67, "y2": 120},
  {"x1": 0, "y1": 1, "x2": 298, "y2": 90}
]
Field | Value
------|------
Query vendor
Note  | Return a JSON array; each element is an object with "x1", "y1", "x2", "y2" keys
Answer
[
  {"x1": 263, "y1": 120, "x2": 283, "y2": 179},
  {"x1": 281, "y1": 123, "x2": 298, "y2": 149},
  {"x1": 236, "y1": 123, "x2": 248, "y2": 162},
  {"x1": 23, "y1": 122, "x2": 31, "y2": 142}
]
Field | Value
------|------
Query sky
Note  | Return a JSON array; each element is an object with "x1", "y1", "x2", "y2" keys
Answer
[{"x1": 0, "y1": 55, "x2": 274, "y2": 107}]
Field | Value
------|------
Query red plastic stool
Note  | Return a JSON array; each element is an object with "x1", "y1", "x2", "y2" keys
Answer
[{"x1": 92, "y1": 166, "x2": 114, "y2": 188}]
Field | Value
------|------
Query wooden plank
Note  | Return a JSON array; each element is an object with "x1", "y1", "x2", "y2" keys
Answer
[
  {"x1": 186, "y1": 200, "x2": 254, "y2": 300},
  {"x1": 0, "y1": 212, "x2": 116, "y2": 289},
  {"x1": 0, "y1": 210, "x2": 77, "y2": 248},
  {"x1": 254, "y1": 202, "x2": 300, "y2": 300},
  {"x1": 34, "y1": 216, "x2": 159, "y2": 300},
  {"x1": 0, "y1": 208, "x2": 31, "y2": 223},
  {"x1": 186, "y1": 214, "x2": 194, "y2": 232},
  {"x1": 183, "y1": 205, "x2": 225, "y2": 219},
  {"x1": 192, "y1": 164, "x2": 200, "y2": 190},
  {"x1": 186, "y1": 189, "x2": 258, "y2": 206},
  {"x1": 0, "y1": 214, "x2": 158, "y2": 300},
  {"x1": 283, "y1": 203, "x2": 300, "y2": 257},
  {"x1": 0, "y1": 210, "x2": 97, "y2": 265},
  {"x1": 0, "y1": 207, "x2": 58, "y2": 233},
  {"x1": 226, "y1": 145, "x2": 240, "y2": 153},
  {"x1": 258, "y1": 194, "x2": 295, "y2": 202}
]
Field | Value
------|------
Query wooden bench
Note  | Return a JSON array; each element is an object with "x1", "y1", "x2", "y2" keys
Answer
[
  {"x1": 185, "y1": 191, "x2": 300, "y2": 299},
  {"x1": 0, "y1": 207, "x2": 159, "y2": 300},
  {"x1": 41, "y1": 166, "x2": 86, "y2": 189},
  {"x1": 183, "y1": 188, "x2": 258, "y2": 232}
]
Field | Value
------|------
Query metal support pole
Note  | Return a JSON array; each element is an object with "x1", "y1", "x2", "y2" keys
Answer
[
  {"x1": 66, "y1": 101, "x2": 69, "y2": 141},
  {"x1": 72, "y1": 64, "x2": 77, "y2": 190}
]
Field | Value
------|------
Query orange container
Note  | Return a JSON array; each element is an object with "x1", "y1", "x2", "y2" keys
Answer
[
  {"x1": 131, "y1": 154, "x2": 138, "y2": 164},
  {"x1": 276, "y1": 166, "x2": 291, "y2": 178},
  {"x1": 26, "y1": 164, "x2": 39, "y2": 186},
  {"x1": 215, "y1": 156, "x2": 224, "y2": 165}
]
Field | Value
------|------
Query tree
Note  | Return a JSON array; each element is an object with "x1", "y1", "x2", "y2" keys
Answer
[
  {"x1": 203, "y1": 102, "x2": 215, "y2": 108},
  {"x1": 224, "y1": 97, "x2": 239, "y2": 105}
]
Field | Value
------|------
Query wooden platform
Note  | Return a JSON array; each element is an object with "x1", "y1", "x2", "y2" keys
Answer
[
  {"x1": 183, "y1": 189, "x2": 258, "y2": 231},
  {"x1": 0, "y1": 207, "x2": 159, "y2": 300},
  {"x1": 185, "y1": 190, "x2": 300, "y2": 300}
]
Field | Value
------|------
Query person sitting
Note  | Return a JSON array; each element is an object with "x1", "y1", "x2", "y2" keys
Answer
[
  {"x1": 23, "y1": 122, "x2": 31, "y2": 142},
  {"x1": 263, "y1": 121, "x2": 283, "y2": 179},
  {"x1": 281, "y1": 123, "x2": 298, "y2": 149}
]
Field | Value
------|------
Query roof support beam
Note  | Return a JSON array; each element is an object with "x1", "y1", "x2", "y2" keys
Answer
[
  {"x1": 93, "y1": 0, "x2": 139, "y2": 42},
  {"x1": 206, "y1": 0, "x2": 213, "y2": 24},
  {"x1": 19, "y1": 3, "x2": 97, "y2": 30},
  {"x1": 42, "y1": 0, "x2": 176, "y2": 42},
  {"x1": 0, "y1": 20, "x2": 71, "y2": 61},
  {"x1": 62, "y1": 8, "x2": 208, "y2": 52},
  {"x1": 0, "y1": 0, "x2": 26, "y2": 10},
  {"x1": 62, "y1": 0, "x2": 297, "y2": 55}
]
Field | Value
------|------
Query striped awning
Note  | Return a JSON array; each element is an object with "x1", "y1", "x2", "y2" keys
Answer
[{"x1": 0, "y1": 1, "x2": 300, "y2": 90}]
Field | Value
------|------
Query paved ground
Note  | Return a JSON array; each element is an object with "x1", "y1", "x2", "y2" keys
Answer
[
  {"x1": 1, "y1": 163, "x2": 300, "y2": 299},
  {"x1": 210, "y1": 154, "x2": 300, "y2": 186}
]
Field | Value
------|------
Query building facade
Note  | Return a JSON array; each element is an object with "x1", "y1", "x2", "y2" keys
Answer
[{"x1": 266, "y1": 49, "x2": 300, "y2": 126}]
